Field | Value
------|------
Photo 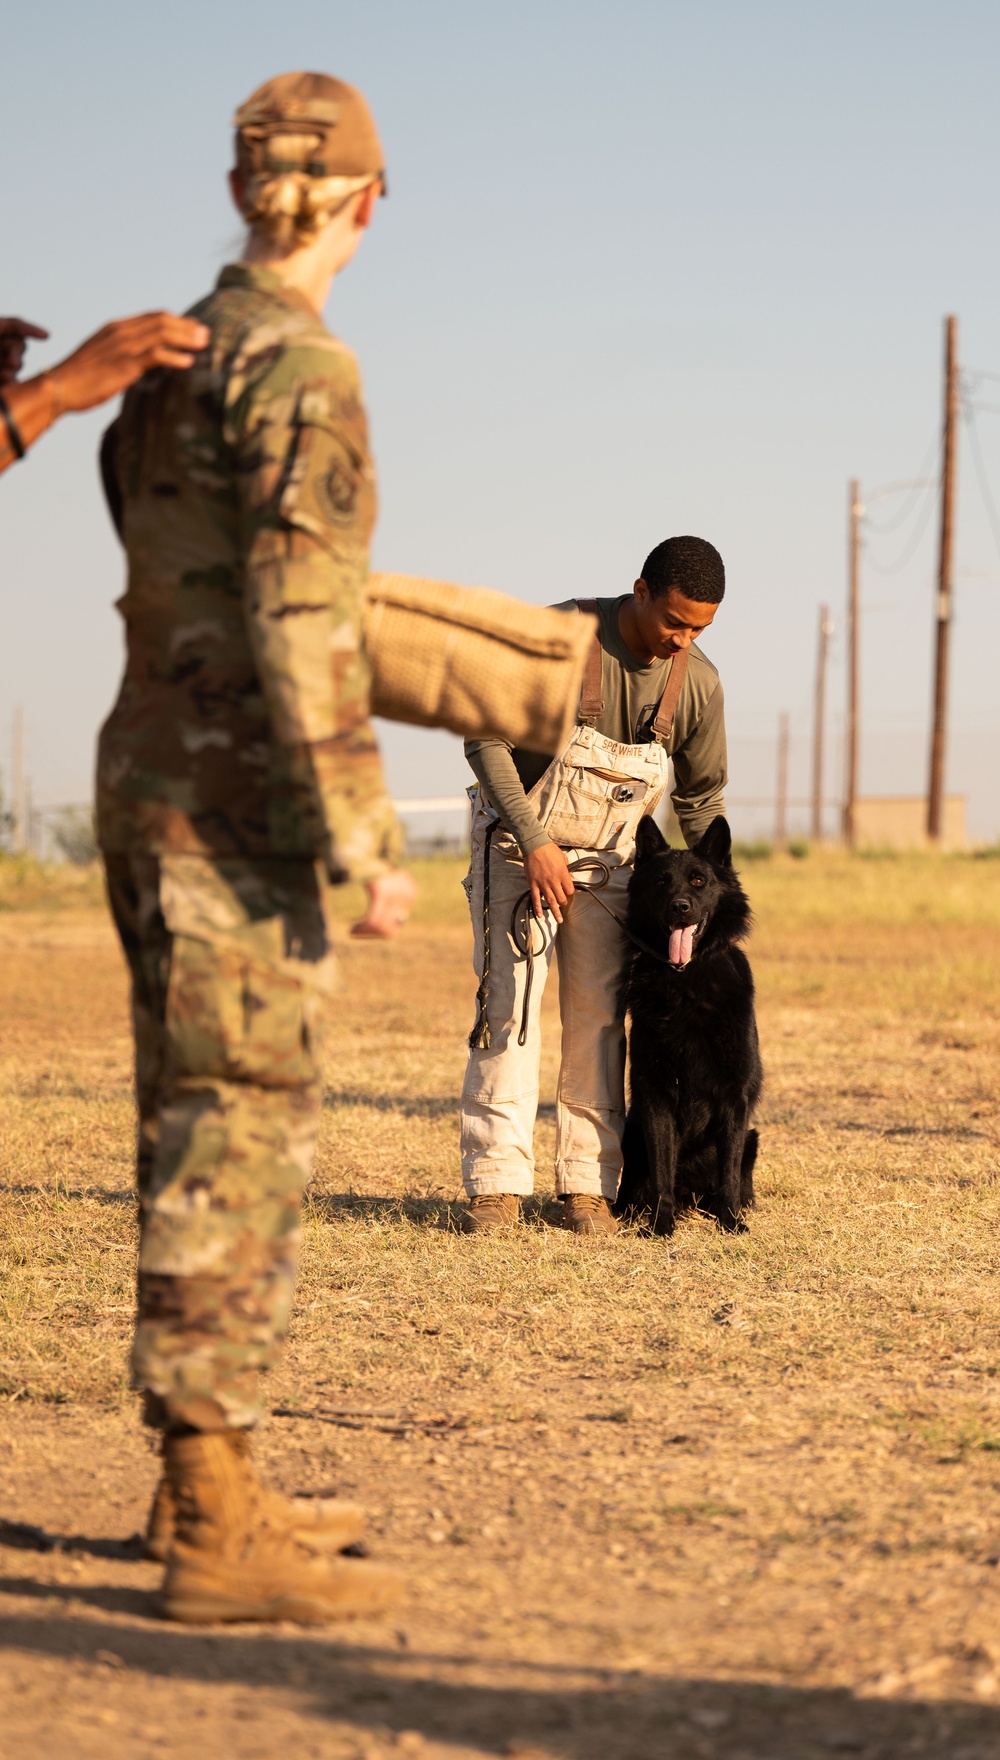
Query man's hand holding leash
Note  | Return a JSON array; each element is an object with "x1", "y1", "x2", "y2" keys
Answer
[{"x1": 525, "y1": 841, "x2": 576, "y2": 924}]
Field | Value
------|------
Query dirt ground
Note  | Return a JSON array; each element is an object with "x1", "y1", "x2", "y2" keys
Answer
[{"x1": 3, "y1": 852, "x2": 1000, "y2": 1759}]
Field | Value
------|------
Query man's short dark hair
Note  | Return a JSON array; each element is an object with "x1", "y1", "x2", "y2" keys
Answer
[{"x1": 640, "y1": 536, "x2": 725, "y2": 603}]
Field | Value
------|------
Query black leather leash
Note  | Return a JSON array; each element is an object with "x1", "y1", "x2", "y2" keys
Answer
[{"x1": 509, "y1": 857, "x2": 680, "y2": 1048}]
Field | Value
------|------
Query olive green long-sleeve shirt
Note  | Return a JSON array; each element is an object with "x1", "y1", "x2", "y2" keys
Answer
[{"x1": 465, "y1": 595, "x2": 727, "y2": 853}]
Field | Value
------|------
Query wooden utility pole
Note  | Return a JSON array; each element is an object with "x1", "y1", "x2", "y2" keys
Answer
[
  {"x1": 11, "y1": 705, "x2": 25, "y2": 855},
  {"x1": 775, "y1": 711, "x2": 789, "y2": 846},
  {"x1": 811, "y1": 605, "x2": 833, "y2": 841},
  {"x1": 843, "y1": 481, "x2": 862, "y2": 848},
  {"x1": 927, "y1": 315, "x2": 959, "y2": 843}
]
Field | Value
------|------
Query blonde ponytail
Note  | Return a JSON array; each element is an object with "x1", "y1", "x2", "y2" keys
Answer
[{"x1": 236, "y1": 127, "x2": 376, "y2": 250}]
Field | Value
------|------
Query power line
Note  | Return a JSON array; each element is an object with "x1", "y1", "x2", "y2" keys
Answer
[
  {"x1": 963, "y1": 403, "x2": 1000, "y2": 570},
  {"x1": 863, "y1": 479, "x2": 936, "y2": 535},
  {"x1": 863, "y1": 474, "x2": 938, "y2": 575},
  {"x1": 862, "y1": 429, "x2": 940, "y2": 535}
]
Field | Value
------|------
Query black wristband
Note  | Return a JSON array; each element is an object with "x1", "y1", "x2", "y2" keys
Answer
[{"x1": 0, "y1": 392, "x2": 27, "y2": 461}]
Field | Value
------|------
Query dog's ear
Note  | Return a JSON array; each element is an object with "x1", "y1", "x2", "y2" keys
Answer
[
  {"x1": 694, "y1": 815, "x2": 732, "y2": 868},
  {"x1": 635, "y1": 815, "x2": 669, "y2": 863}
]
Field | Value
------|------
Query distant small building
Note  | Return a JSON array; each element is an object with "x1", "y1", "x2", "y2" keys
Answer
[{"x1": 853, "y1": 795, "x2": 968, "y2": 852}]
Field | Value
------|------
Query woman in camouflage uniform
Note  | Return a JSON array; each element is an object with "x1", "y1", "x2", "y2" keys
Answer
[{"x1": 99, "y1": 71, "x2": 414, "y2": 1624}]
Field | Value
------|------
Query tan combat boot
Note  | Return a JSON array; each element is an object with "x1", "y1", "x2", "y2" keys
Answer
[
  {"x1": 144, "y1": 1430, "x2": 367, "y2": 1563},
  {"x1": 562, "y1": 1194, "x2": 619, "y2": 1236},
  {"x1": 460, "y1": 1193, "x2": 520, "y2": 1234},
  {"x1": 160, "y1": 1430, "x2": 402, "y2": 1624}
]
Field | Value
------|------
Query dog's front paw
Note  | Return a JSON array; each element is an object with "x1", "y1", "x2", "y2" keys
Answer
[{"x1": 717, "y1": 1211, "x2": 749, "y2": 1234}]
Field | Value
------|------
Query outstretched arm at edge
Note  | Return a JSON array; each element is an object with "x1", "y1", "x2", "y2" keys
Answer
[{"x1": 0, "y1": 313, "x2": 209, "y2": 476}]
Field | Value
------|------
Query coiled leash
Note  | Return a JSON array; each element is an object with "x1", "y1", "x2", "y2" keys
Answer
[
  {"x1": 509, "y1": 858, "x2": 682, "y2": 1048},
  {"x1": 509, "y1": 857, "x2": 612, "y2": 1047},
  {"x1": 468, "y1": 840, "x2": 690, "y2": 1053},
  {"x1": 469, "y1": 846, "x2": 614, "y2": 1051}
]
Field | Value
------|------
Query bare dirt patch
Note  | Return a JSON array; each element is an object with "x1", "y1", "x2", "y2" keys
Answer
[{"x1": 3, "y1": 852, "x2": 1000, "y2": 1758}]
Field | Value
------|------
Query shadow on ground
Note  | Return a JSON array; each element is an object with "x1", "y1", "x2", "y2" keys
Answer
[
  {"x1": 0, "y1": 1182, "x2": 134, "y2": 1206},
  {"x1": 322, "y1": 1090, "x2": 558, "y2": 1125},
  {"x1": 323, "y1": 1089, "x2": 462, "y2": 1119},
  {"x1": 0, "y1": 1522, "x2": 144, "y2": 1562},
  {"x1": 0, "y1": 1587, "x2": 997, "y2": 1759},
  {"x1": 834, "y1": 1122, "x2": 991, "y2": 1140},
  {"x1": 304, "y1": 1191, "x2": 565, "y2": 1230}
]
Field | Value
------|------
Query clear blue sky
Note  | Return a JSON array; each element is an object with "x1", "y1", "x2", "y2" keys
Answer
[{"x1": 4, "y1": 0, "x2": 1000, "y2": 835}]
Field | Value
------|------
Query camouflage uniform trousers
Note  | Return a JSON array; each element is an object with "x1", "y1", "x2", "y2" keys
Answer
[{"x1": 102, "y1": 849, "x2": 335, "y2": 1432}]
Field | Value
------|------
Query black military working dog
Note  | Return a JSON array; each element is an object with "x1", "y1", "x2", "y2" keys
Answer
[{"x1": 615, "y1": 814, "x2": 762, "y2": 1235}]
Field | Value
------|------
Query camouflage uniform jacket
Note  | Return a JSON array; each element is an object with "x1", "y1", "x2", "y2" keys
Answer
[{"x1": 97, "y1": 262, "x2": 401, "y2": 881}]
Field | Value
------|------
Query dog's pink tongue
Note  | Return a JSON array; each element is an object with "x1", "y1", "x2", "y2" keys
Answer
[{"x1": 669, "y1": 925, "x2": 696, "y2": 966}]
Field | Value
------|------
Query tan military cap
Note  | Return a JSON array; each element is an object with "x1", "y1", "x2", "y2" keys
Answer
[{"x1": 233, "y1": 71, "x2": 385, "y2": 185}]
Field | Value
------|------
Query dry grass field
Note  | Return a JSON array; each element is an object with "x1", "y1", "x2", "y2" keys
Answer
[{"x1": 3, "y1": 847, "x2": 1000, "y2": 1759}]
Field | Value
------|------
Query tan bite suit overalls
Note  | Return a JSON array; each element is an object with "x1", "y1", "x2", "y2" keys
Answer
[{"x1": 459, "y1": 612, "x2": 687, "y2": 1201}]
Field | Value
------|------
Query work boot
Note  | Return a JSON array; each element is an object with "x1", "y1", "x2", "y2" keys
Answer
[
  {"x1": 143, "y1": 1432, "x2": 367, "y2": 1563},
  {"x1": 460, "y1": 1193, "x2": 520, "y2": 1234},
  {"x1": 160, "y1": 1430, "x2": 402, "y2": 1624},
  {"x1": 561, "y1": 1194, "x2": 619, "y2": 1236}
]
